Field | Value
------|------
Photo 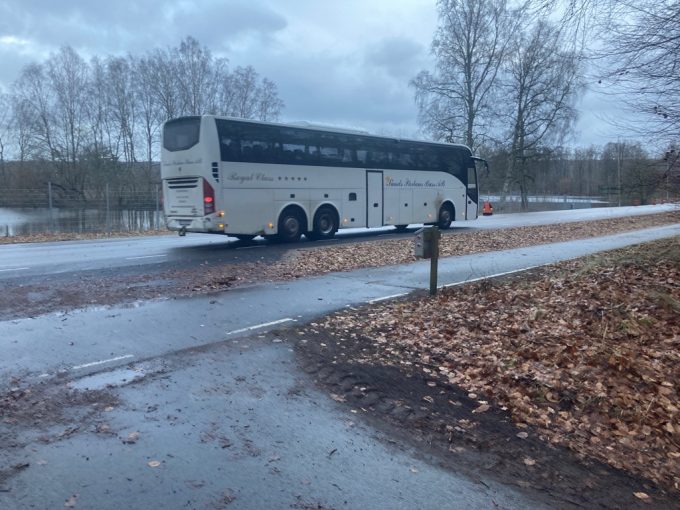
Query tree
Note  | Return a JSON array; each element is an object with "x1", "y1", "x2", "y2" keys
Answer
[
  {"x1": 501, "y1": 20, "x2": 583, "y2": 210},
  {"x1": 105, "y1": 56, "x2": 137, "y2": 165},
  {"x1": 411, "y1": 0, "x2": 516, "y2": 149},
  {"x1": 256, "y1": 78, "x2": 284, "y2": 122},
  {"x1": 598, "y1": 1, "x2": 680, "y2": 140},
  {"x1": 0, "y1": 93, "x2": 10, "y2": 176},
  {"x1": 133, "y1": 55, "x2": 163, "y2": 176},
  {"x1": 175, "y1": 36, "x2": 226, "y2": 116}
]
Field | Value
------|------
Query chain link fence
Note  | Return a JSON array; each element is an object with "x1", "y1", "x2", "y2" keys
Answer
[{"x1": 0, "y1": 183, "x2": 164, "y2": 237}]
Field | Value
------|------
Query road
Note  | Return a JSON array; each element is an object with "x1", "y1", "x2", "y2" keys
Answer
[
  {"x1": 0, "y1": 204, "x2": 675, "y2": 280},
  {"x1": 1, "y1": 222, "x2": 678, "y2": 386}
]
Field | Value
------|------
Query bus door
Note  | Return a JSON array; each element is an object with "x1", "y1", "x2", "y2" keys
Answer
[{"x1": 366, "y1": 170, "x2": 384, "y2": 228}]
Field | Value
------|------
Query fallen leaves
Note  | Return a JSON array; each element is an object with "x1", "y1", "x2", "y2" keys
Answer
[
  {"x1": 311, "y1": 236, "x2": 680, "y2": 492},
  {"x1": 472, "y1": 404, "x2": 490, "y2": 414}
]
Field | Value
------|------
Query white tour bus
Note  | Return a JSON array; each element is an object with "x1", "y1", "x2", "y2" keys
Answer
[{"x1": 161, "y1": 115, "x2": 484, "y2": 242}]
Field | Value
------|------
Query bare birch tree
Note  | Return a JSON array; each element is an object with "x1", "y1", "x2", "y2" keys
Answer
[
  {"x1": 0, "y1": 93, "x2": 10, "y2": 176},
  {"x1": 411, "y1": 0, "x2": 517, "y2": 149},
  {"x1": 105, "y1": 56, "x2": 137, "y2": 164},
  {"x1": 133, "y1": 55, "x2": 163, "y2": 175},
  {"x1": 501, "y1": 20, "x2": 583, "y2": 210}
]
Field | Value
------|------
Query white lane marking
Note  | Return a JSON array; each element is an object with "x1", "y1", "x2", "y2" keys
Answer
[
  {"x1": 0, "y1": 267, "x2": 29, "y2": 272},
  {"x1": 71, "y1": 354, "x2": 134, "y2": 370},
  {"x1": 226, "y1": 318, "x2": 295, "y2": 336},
  {"x1": 442, "y1": 265, "x2": 542, "y2": 289},
  {"x1": 367, "y1": 292, "x2": 408, "y2": 304},
  {"x1": 125, "y1": 255, "x2": 167, "y2": 260}
]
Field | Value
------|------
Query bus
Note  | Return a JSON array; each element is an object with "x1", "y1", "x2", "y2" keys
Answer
[{"x1": 161, "y1": 115, "x2": 485, "y2": 242}]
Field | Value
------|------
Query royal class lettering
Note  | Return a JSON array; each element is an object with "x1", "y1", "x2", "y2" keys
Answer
[{"x1": 228, "y1": 172, "x2": 275, "y2": 184}]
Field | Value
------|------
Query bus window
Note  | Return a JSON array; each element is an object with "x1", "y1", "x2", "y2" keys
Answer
[
  {"x1": 282, "y1": 143, "x2": 305, "y2": 163},
  {"x1": 164, "y1": 117, "x2": 200, "y2": 152},
  {"x1": 320, "y1": 145, "x2": 342, "y2": 164},
  {"x1": 467, "y1": 165, "x2": 477, "y2": 189},
  {"x1": 220, "y1": 137, "x2": 240, "y2": 161}
]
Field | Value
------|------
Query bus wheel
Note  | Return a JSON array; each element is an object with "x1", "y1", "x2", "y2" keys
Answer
[
  {"x1": 277, "y1": 208, "x2": 305, "y2": 243},
  {"x1": 308, "y1": 206, "x2": 338, "y2": 241},
  {"x1": 394, "y1": 224, "x2": 409, "y2": 232},
  {"x1": 437, "y1": 204, "x2": 454, "y2": 229}
]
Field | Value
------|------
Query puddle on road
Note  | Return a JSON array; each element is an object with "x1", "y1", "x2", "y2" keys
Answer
[{"x1": 69, "y1": 367, "x2": 144, "y2": 391}]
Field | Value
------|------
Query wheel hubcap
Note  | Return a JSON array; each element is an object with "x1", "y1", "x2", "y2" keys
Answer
[{"x1": 283, "y1": 217, "x2": 299, "y2": 236}]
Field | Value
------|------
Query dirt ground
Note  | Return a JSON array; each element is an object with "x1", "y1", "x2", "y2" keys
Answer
[{"x1": 295, "y1": 237, "x2": 679, "y2": 509}]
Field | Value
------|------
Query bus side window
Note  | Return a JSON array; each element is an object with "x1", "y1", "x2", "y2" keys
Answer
[
  {"x1": 282, "y1": 143, "x2": 305, "y2": 164},
  {"x1": 356, "y1": 150, "x2": 368, "y2": 165},
  {"x1": 220, "y1": 137, "x2": 241, "y2": 162}
]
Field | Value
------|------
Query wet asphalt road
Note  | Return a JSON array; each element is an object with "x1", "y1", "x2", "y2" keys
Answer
[
  {"x1": 0, "y1": 204, "x2": 675, "y2": 280},
  {"x1": 1, "y1": 223, "x2": 679, "y2": 386},
  {"x1": 2, "y1": 336, "x2": 548, "y2": 510}
]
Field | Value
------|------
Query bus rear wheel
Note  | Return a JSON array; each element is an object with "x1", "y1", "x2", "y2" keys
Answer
[
  {"x1": 437, "y1": 204, "x2": 454, "y2": 229},
  {"x1": 308, "y1": 206, "x2": 338, "y2": 241},
  {"x1": 277, "y1": 208, "x2": 305, "y2": 243}
]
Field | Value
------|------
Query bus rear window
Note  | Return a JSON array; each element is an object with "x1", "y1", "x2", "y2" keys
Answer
[{"x1": 164, "y1": 117, "x2": 201, "y2": 151}]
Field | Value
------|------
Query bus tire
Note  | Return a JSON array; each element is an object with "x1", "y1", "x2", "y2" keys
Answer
[
  {"x1": 308, "y1": 206, "x2": 338, "y2": 241},
  {"x1": 277, "y1": 207, "x2": 306, "y2": 243},
  {"x1": 437, "y1": 203, "x2": 454, "y2": 229}
]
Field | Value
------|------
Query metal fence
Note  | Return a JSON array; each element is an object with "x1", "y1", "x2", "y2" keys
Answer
[{"x1": 0, "y1": 183, "x2": 163, "y2": 237}]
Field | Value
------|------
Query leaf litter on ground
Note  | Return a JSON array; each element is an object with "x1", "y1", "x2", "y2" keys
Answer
[{"x1": 307, "y1": 236, "x2": 680, "y2": 492}]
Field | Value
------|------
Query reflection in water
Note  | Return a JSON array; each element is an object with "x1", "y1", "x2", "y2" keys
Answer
[{"x1": 0, "y1": 208, "x2": 164, "y2": 237}]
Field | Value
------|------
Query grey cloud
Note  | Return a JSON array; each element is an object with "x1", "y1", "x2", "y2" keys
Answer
[
  {"x1": 365, "y1": 36, "x2": 425, "y2": 80},
  {"x1": 175, "y1": 1, "x2": 287, "y2": 47},
  {"x1": 0, "y1": 0, "x2": 286, "y2": 56}
]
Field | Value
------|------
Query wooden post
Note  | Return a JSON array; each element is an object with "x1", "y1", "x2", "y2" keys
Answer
[{"x1": 429, "y1": 227, "x2": 439, "y2": 295}]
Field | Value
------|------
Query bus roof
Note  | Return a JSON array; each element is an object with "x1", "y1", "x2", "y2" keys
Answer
[{"x1": 169, "y1": 115, "x2": 473, "y2": 153}]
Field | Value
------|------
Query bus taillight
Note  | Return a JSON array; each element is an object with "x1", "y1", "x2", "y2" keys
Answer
[{"x1": 203, "y1": 180, "x2": 216, "y2": 215}]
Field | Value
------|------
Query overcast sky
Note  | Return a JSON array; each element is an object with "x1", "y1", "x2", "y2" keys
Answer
[{"x1": 0, "y1": 0, "x2": 629, "y2": 148}]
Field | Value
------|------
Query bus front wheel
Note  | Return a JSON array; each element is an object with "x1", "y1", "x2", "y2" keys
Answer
[
  {"x1": 277, "y1": 208, "x2": 305, "y2": 243},
  {"x1": 308, "y1": 206, "x2": 338, "y2": 241},
  {"x1": 437, "y1": 204, "x2": 454, "y2": 229}
]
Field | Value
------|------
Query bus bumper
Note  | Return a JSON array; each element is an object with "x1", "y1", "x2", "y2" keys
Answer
[{"x1": 166, "y1": 217, "x2": 225, "y2": 234}]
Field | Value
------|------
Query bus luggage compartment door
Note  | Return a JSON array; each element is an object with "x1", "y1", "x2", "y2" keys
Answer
[{"x1": 366, "y1": 170, "x2": 384, "y2": 228}]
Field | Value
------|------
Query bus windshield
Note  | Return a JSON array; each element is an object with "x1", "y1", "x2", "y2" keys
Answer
[{"x1": 163, "y1": 117, "x2": 201, "y2": 152}]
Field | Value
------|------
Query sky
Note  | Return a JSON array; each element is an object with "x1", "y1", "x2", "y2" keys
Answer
[{"x1": 0, "y1": 0, "x2": 632, "y2": 149}]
